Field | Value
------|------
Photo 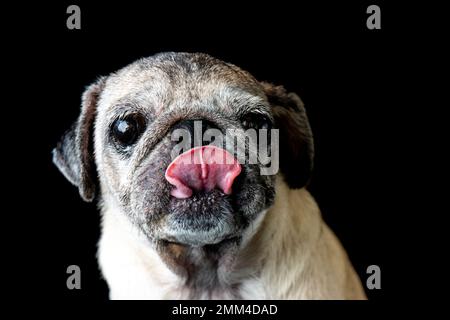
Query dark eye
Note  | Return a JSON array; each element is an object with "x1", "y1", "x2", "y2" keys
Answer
[
  {"x1": 241, "y1": 113, "x2": 272, "y2": 130},
  {"x1": 111, "y1": 114, "x2": 146, "y2": 147}
]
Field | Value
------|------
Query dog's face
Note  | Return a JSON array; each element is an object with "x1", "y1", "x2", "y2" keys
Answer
[{"x1": 53, "y1": 52, "x2": 313, "y2": 278}]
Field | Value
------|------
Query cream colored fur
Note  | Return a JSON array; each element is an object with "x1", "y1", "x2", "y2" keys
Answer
[{"x1": 98, "y1": 177, "x2": 366, "y2": 300}]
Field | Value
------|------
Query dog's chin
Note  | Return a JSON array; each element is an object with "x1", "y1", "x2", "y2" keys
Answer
[
  {"x1": 157, "y1": 190, "x2": 242, "y2": 247},
  {"x1": 158, "y1": 225, "x2": 239, "y2": 247},
  {"x1": 158, "y1": 231, "x2": 238, "y2": 248}
]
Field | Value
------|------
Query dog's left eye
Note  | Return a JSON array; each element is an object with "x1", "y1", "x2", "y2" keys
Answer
[
  {"x1": 111, "y1": 114, "x2": 146, "y2": 147},
  {"x1": 241, "y1": 113, "x2": 272, "y2": 130}
]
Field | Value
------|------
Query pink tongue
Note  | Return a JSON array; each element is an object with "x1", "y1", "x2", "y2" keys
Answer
[{"x1": 165, "y1": 146, "x2": 241, "y2": 199}]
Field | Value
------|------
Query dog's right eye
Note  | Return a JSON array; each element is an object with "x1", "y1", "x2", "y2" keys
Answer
[{"x1": 111, "y1": 114, "x2": 146, "y2": 148}]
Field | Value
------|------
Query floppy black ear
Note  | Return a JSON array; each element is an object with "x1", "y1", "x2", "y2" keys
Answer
[
  {"x1": 262, "y1": 82, "x2": 314, "y2": 189},
  {"x1": 52, "y1": 77, "x2": 106, "y2": 202}
]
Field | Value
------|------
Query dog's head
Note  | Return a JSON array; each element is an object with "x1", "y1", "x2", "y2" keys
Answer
[{"x1": 53, "y1": 52, "x2": 313, "y2": 278}]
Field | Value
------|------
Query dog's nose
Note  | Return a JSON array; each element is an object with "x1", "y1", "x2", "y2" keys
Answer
[
  {"x1": 165, "y1": 146, "x2": 241, "y2": 199},
  {"x1": 172, "y1": 119, "x2": 218, "y2": 148}
]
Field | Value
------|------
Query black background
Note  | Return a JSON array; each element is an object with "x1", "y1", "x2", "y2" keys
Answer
[{"x1": 8, "y1": 0, "x2": 415, "y2": 305}]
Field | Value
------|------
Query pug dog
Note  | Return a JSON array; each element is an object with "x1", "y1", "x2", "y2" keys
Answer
[{"x1": 53, "y1": 52, "x2": 366, "y2": 299}]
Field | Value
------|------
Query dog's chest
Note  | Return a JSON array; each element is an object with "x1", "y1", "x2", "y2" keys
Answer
[
  {"x1": 103, "y1": 253, "x2": 266, "y2": 300},
  {"x1": 105, "y1": 261, "x2": 266, "y2": 300},
  {"x1": 98, "y1": 218, "x2": 266, "y2": 300}
]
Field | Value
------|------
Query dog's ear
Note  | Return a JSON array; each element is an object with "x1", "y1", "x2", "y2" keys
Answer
[
  {"x1": 52, "y1": 77, "x2": 106, "y2": 202},
  {"x1": 262, "y1": 82, "x2": 314, "y2": 189}
]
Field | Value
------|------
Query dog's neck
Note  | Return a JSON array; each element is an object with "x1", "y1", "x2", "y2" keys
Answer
[{"x1": 97, "y1": 178, "x2": 322, "y2": 299}]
